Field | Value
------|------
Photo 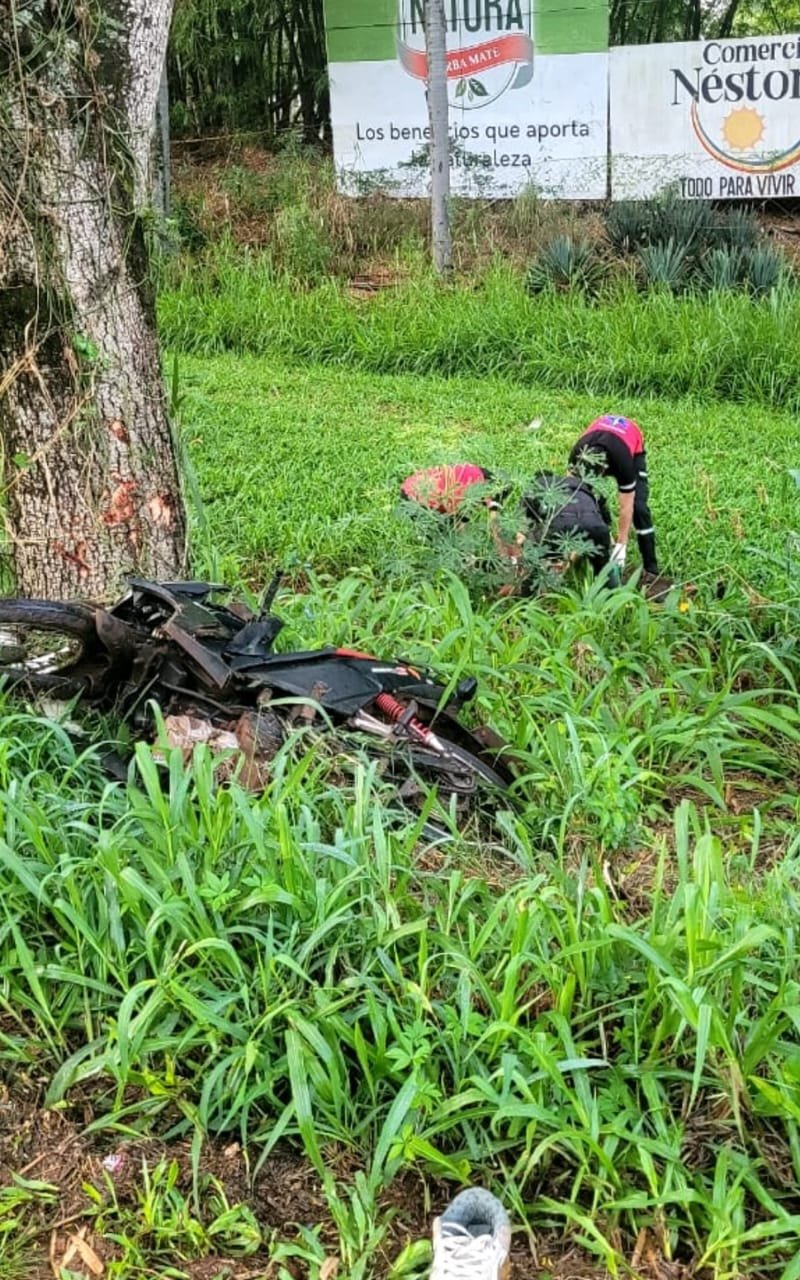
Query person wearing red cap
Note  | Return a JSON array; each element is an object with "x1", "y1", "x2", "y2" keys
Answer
[
  {"x1": 568, "y1": 414, "x2": 658, "y2": 576},
  {"x1": 400, "y1": 463, "x2": 494, "y2": 516}
]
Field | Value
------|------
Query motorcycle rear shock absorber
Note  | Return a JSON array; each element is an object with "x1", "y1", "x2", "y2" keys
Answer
[{"x1": 375, "y1": 691, "x2": 447, "y2": 754}]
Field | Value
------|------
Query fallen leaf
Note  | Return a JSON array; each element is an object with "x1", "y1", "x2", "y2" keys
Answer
[
  {"x1": 320, "y1": 1257, "x2": 340, "y2": 1280},
  {"x1": 62, "y1": 1226, "x2": 104, "y2": 1276}
]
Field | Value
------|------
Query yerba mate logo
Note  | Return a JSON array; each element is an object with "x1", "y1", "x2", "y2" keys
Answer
[
  {"x1": 672, "y1": 37, "x2": 800, "y2": 172},
  {"x1": 397, "y1": 0, "x2": 533, "y2": 109}
]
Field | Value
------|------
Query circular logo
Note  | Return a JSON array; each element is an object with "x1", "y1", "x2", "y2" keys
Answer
[{"x1": 396, "y1": 1, "x2": 534, "y2": 110}]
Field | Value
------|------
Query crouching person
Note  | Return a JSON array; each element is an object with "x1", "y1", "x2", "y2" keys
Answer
[
  {"x1": 522, "y1": 471, "x2": 612, "y2": 577},
  {"x1": 568, "y1": 414, "x2": 658, "y2": 577}
]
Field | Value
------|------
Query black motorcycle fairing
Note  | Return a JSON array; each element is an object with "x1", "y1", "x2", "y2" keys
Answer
[
  {"x1": 235, "y1": 654, "x2": 400, "y2": 715},
  {"x1": 224, "y1": 647, "x2": 453, "y2": 718},
  {"x1": 224, "y1": 617, "x2": 284, "y2": 657},
  {"x1": 143, "y1": 580, "x2": 232, "y2": 600}
]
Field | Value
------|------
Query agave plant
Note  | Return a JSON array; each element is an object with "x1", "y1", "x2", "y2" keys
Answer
[
  {"x1": 604, "y1": 201, "x2": 653, "y2": 254},
  {"x1": 699, "y1": 246, "x2": 745, "y2": 292},
  {"x1": 648, "y1": 195, "x2": 716, "y2": 256},
  {"x1": 742, "y1": 244, "x2": 787, "y2": 296},
  {"x1": 525, "y1": 235, "x2": 603, "y2": 294},
  {"x1": 637, "y1": 238, "x2": 690, "y2": 291},
  {"x1": 717, "y1": 207, "x2": 761, "y2": 252}
]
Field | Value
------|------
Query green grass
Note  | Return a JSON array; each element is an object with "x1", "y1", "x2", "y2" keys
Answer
[
  {"x1": 179, "y1": 353, "x2": 800, "y2": 601},
  {"x1": 0, "y1": 592, "x2": 799, "y2": 1275},
  {"x1": 159, "y1": 259, "x2": 800, "y2": 411},
  {"x1": 2, "y1": 264, "x2": 800, "y2": 1274}
]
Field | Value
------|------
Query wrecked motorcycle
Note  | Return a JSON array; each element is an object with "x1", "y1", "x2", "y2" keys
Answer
[{"x1": 0, "y1": 576, "x2": 515, "y2": 824}]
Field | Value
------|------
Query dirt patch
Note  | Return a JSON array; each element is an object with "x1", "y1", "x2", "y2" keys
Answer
[{"x1": 0, "y1": 1083, "x2": 705, "y2": 1280}]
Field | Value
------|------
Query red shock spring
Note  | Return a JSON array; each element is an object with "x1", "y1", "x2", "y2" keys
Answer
[
  {"x1": 375, "y1": 691, "x2": 432, "y2": 744},
  {"x1": 375, "y1": 691, "x2": 406, "y2": 722}
]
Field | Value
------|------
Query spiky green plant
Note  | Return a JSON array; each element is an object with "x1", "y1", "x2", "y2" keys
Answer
[
  {"x1": 648, "y1": 195, "x2": 716, "y2": 255},
  {"x1": 603, "y1": 200, "x2": 653, "y2": 254},
  {"x1": 636, "y1": 238, "x2": 689, "y2": 291},
  {"x1": 699, "y1": 246, "x2": 745, "y2": 292},
  {"x1": 742, "y1": 244, "x2": 788, "y2": 296},
  {"x1": 525, "y1": 235, "x2": 603, "y2": 294},
  {"x1": 717, "y1": 207, "x2": 761, "y2": 252}
]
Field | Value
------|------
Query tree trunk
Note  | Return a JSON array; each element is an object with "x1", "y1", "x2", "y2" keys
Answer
[
  {"x1": 0, "y1": 0, "x2": 186, "y2": 602},
  {"x1": 424, "y1": 0, "x2": 452, "y2": 276}
]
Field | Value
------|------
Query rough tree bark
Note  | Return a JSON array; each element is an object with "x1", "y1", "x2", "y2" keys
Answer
[
  {"x1": 0, "y1": 0, "x2": 186, "y2": 601},
  {"x1": 424, "y1": 0, "x2": 452, "y2": 275}
]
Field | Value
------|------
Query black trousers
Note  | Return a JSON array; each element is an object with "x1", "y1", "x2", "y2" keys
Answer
[{"x1": 633, "y1": 451, "x2": 658, "y2": 574}]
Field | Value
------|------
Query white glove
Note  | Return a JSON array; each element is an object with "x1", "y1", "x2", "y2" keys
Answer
[{"x1": 609, "y1": 542, "x2": 627, "y2": 569}]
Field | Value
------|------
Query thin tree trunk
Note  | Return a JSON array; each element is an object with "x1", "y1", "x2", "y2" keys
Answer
[
  {"x1": 0, "y1": 0, "x2": 186, "y2": 601},
  {"x1": 424, "y1": 0, "x2": 452, "y2": 276},
  {"x1": 154, "y1": 58, "x2": 172, "y2": 223},
  {"x1": 717, "y1": 0, "x2": 743, "y2": 37}
]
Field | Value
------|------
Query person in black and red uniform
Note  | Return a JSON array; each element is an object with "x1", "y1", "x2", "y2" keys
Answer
[{"x1": 568, "y1": 414, "x2": 658, "y2": 577}]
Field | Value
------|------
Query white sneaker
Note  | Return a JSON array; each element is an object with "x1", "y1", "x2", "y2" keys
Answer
[{"x1": 430, "y1": 1188, "x2": 511, "y2": 1280}]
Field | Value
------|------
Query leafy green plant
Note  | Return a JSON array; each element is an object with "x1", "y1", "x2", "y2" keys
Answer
[
  {"x1": 85, "y1": 1158, "x2": 262, "y2": 1275},
  {"x1": 636, "y1": 238, "x2": 690, "y2": 291},
  {"x1": 0, "y1": 1177, "x2": 59, "y2": 1279},
  {"x1": 1, "y1": 554, "x2": 800, "y2": 1275}
]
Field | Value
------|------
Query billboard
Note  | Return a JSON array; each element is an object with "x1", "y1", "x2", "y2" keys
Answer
[
  {"x1": 324, "y1": 0, "x2": 609, "y2": 199},
  {"x1": 611, "y1": 36, "x2": 800, "y2": 200}
]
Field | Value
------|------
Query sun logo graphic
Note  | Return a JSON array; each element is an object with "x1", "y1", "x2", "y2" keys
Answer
[
  {"x1": 721, "y1": 107, "x2": 765, "y2": 151},
  {"x1": 396, "y1": 0, "x2": 534, "y2": 109}
]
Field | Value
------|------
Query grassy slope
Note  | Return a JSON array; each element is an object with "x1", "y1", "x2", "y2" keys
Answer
[
  {"x1": 2, "y1": 329, "x2": 800, "y2": 1274},
  {"x1": 181, "y1": 354, "x2": 800, "y2": 600},
  {"x1": 159, "y1": 264, "x2": 800, "y2": 410}
]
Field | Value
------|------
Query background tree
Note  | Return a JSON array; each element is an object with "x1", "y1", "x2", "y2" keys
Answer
[
  {"x1": 610, "y1": 0, "x2": 755, "y2": 44},
  {"x1": 0, "y1": 0, "x2": 187, "y2": 600},
  {"x1": 168, "y1": 0, "x2": 329, "y2": 143}
]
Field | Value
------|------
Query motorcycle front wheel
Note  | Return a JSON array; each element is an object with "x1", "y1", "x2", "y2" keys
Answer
[{"x1": 0, "y1": 598, "x2": 100, "y2": 697}]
